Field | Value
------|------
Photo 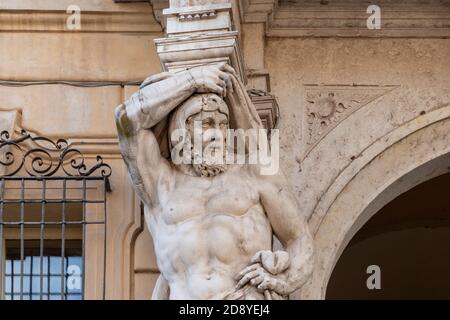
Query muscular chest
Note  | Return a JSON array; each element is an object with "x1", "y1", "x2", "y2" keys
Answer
[{"x1": 157, "y1": 172, "x2": 260, "y2": 225}]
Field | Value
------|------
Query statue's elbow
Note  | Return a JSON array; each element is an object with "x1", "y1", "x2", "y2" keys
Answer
[
  {"x1": 115, "y1": 104, "x2": 134, "y2": 138},
  {"x1": 115, "y1": 104, "x2": 125, "y2": 122}
]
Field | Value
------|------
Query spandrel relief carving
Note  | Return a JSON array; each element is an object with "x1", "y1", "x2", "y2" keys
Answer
[{"x1": 304, "y1": 85, "x2": 398, "y2": 156}]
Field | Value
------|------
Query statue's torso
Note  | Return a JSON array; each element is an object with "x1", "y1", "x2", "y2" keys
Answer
[{"x1": 146, "y1": 166, "x2": 272, "y2": 299}]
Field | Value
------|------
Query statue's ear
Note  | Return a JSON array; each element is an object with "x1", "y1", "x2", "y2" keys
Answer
[{"x1": 140, "y1": 72, "x2": 174, "y2": 89}]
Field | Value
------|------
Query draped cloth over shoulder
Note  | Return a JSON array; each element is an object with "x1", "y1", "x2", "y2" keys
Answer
[{"x1": 115, "y1": 68, "x2": 263, "y2": 204}]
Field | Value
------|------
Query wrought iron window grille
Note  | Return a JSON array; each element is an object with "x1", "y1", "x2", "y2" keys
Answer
[{"x1": 0, "y1": 130, "x2": 112, "y2": 300}]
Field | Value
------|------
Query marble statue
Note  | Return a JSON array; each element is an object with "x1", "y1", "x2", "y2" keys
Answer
[{"x1": 115, "y1": 63, "x2": 314, "y2": 300}]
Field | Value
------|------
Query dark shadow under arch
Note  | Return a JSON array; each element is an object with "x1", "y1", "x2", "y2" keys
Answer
[{"x1": 326, "y1": 172, "x2": 450, "y2": 299}]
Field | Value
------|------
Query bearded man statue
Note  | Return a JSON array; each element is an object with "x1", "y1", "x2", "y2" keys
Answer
[{"x1": 115, "y1": 63, "x2": 314, "y2": 300}]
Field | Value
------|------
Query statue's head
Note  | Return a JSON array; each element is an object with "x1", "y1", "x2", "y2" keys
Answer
[{"x1": 168, "y1": 93, "x2": 229, "y2": 177}]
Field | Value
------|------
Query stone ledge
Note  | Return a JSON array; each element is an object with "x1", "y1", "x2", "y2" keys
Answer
[
  {"x1": 0, "y1": 10, "x2": 162, "y2": 33},
  {"x1": 0, "y1": 0, "x2": 150, "y2": 11},
  {"x1": 268, "y1": 2, "x2": 450, "y2": 38}
]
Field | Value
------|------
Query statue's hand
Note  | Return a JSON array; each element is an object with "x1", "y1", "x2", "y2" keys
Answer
[
  {"x1": 187, "y1": 63, "x2": 235, "y2": 97},
  {"x1": 251, "y1": 250, "x2": 290, "y2": 274},
  {"x1": 235, "y1": 250, "x2": 292, "y2": 296}
]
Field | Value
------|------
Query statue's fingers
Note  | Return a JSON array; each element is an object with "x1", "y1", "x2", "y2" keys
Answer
[
  {"x1": 217, "y1": 71, "x2": 234, "y2": 94},
  {"x1": 263, "y1": 251, "x2": 290, "y2": 274},
  {"x1": 264, "y1": 290, "x2": 272, "y2": 300},
  {"x1": 257, "y1": 278, "x2": 277, "y2": 291},
  {"x1": 251, "y1": 250, "x2": 271, "y2": 264},
  {"x1": 217, "y1": 61, "x2": 227, "y2": 69},
  {"x1": 235, "y1": 263, "x2": 259, "y2": 280},
  {"x1": 220, "y1": 79, "x2": 227, "y2": 97},
  {"x1": 208, "y1": 84, "x2": 224, "y2": 96},
  {"x1": 257, "y1": 280, "x2": 268, "y2": 291},
  {"x1": 236, "y1": 270, "x2": 260, "y2": 288},
  {"x1": 250, "y1": 251, "x2": 262, "y2": 264},
  {"x1": 250, "y1": 274, "x2": 265, "y2": 287},
  {"x1": 221, "y1": 64, "x2": 238, "y2": 77},
  {"x1": 217, "y1": 70, "x2": 229, "y2": 80},
  {"x1": 217, "y1": 79, "x2": 226, "y2": 89},
  {"x1": 225, "y1": 76, "x2": 233, "y2": 93},
  {"x1": 270, "y1": 291, "x2": 284, "y2": 300}
]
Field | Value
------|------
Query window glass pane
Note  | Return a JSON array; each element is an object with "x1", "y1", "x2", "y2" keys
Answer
[
  {"x1": 5, "y1": 260, "x2": 11, "y2": 275},
  {"x1": 68, "y1": 256, "x2": 82, "y2": 270},
  {"x1": 12, "y1": 276, "x2": 20, "y2": 293},
  {"x1": 22, "y1": 275, "x2": 30, "y2": 292},
  {"x1": 12, "y1": 260, "x2": 20, "y2": 274},
  {"x1": 49, "y1": 256, "x2": 62, "y2": 275},
  {"x1": 50, "y1": 276, "x2": 61, "y2": 293},
  {"x1": 5, "y1": 276, "x2": 11, "y2": 294},
  {"x1": 67, "y1": 294, "x2": 82, "y2": 300},
  {"x1": 4, "y1": 240, "x2": 82, "y2": 300},
  {"x1": 32, "y1": 256, "x2": 41, "y2": 274},
  {"x1": 24, "y1": 256, "x2": 31, "y2": 274},
  {"x1": 31, "y1": 276, "x2": 47, "y2": 293}
]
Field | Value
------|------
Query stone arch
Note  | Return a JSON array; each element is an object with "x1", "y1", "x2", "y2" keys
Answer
[{"x1": 297, "y1": 106, "x2": 450, "y2": 299}]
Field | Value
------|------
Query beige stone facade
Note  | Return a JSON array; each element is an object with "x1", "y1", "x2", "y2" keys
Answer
[{"x1": 1, "y1": 0, "x2": 450, "y2": 299}]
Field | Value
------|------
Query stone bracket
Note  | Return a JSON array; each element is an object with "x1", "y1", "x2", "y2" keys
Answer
[
  {"x1": 155, "y1": 1, "x2": 246, "y2": 83},
  {"x1": 155, "y1": 31, "x2": 246, "y2": 82}
]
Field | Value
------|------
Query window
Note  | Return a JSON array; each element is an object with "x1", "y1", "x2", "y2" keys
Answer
[{"x1": 0, "y1": 130, "x2": 111, "y2": 300}]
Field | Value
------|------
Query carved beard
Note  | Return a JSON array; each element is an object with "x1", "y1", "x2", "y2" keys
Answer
[{"x1": 191, "y1": 147, "x2": 227, "y2": 178}]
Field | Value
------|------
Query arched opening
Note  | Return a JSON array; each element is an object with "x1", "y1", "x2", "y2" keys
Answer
[{"x1": 326, "y1": 172, "x2": 450, "y2": 299}]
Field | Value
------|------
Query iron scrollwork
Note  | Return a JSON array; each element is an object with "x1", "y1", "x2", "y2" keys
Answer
[{"x1": 0, "y1": 130, "x2": 112, "y2": 178}]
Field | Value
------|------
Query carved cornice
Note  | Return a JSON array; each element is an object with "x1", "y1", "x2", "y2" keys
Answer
[
  {"x1": 149, "y1": 0, "x2": 169, "y2": 29},
  {"x1": 268, "y1": 0, "x2": 450, "y2": 38},
  {"x1": 239, "y1": 0, "x2": 278, "y2": 23},
  {"x1": 0, "y1": 4, "x2": 162, "y2": 33},
  {"x1": 7, "y1": 1, "x2": 447, "y2": 37}
]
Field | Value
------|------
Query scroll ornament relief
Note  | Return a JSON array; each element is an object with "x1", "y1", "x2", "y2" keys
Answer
[{"x1": 305, "y1": 85, "x2": 397, "y2": 150}]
